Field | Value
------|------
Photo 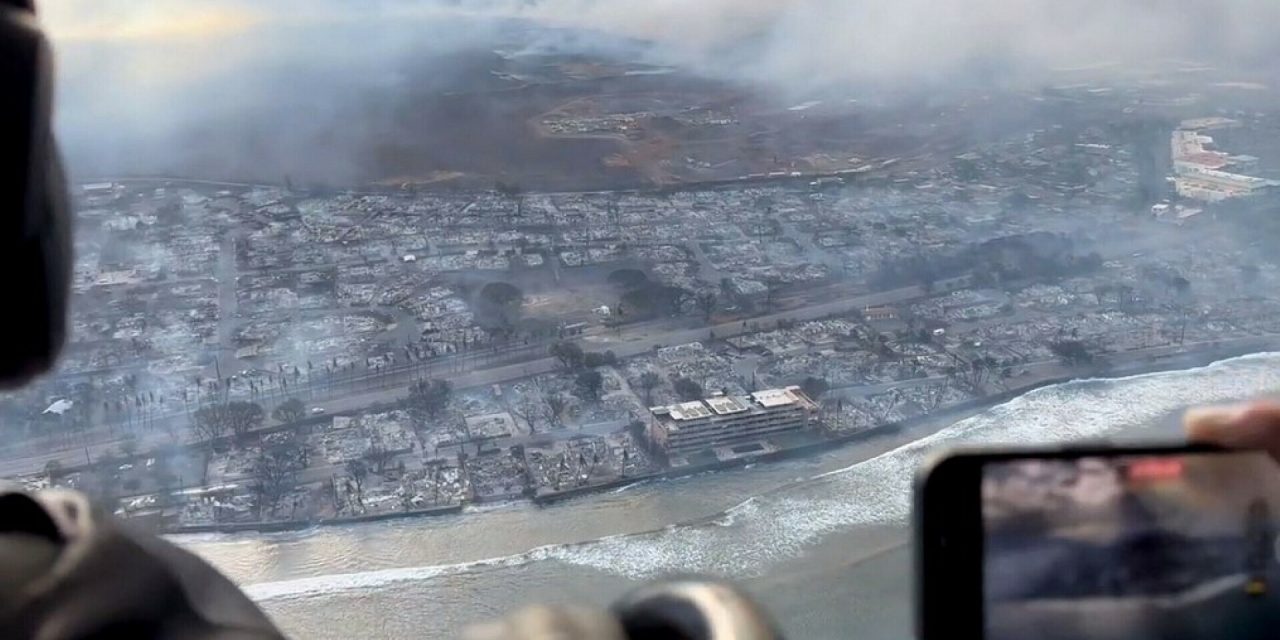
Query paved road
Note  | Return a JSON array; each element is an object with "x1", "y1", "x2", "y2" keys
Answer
[
  {"x1": 0, "y1": 283, "x2": 939, "y2": 477},
  {"x1": 215, "y1": 230, "x2": 241, "y2": 377},
  {"x1": 285, "y1": 281, "x2": 944, "y2": 414},
  {"x1": 4, "y1": 282, "x2": 1272, "y2": 479}
]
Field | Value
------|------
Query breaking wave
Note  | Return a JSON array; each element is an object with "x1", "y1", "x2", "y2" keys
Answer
[{"x1": 245, "y1": 352, "x2": 1280, "y2": 602}]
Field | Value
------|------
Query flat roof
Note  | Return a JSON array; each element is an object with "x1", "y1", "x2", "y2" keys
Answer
[
  {"x1": 752, "y1": 388, "x2": 797, "y2": 408},
  {"x1": 653, "y1": 387, "x2": 811, "y2": 422},
  {"x1": 1179, "y1": 117, "x2": 1240, "y2": 130},
  {"x1": 668, "y1": 401, "x2": 712, "y2": 421},
  {"x1": 706, "y1": 396, "x2": 749, "y2": 415}
]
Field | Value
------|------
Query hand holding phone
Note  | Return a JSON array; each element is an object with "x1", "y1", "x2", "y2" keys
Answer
[{"x1": 916, "y1": 444, "x2": 1280, "y2": 640}]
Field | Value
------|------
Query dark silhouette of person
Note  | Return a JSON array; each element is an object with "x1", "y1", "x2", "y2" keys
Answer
[{"x1": 1244, "y1": 499, "x2": 1273, "y2": 594}]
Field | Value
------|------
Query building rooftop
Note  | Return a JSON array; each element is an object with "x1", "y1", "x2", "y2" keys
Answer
[
  {"x1": 668, "y1": 401, "x2": 713, "y2": 421},
  {"x1": 1179, "y1": 117, "x2": 1240, "y2": 131},
  {"x1": 706, "y1": 395, "x2": 749, "y2": 415},
  {"x1": 652, "y1": 387, "x2": 816, "y2": 423},
  {"x1": 751, "y1": 388, "x2": 798, "y2": 408},
  {"x1": 1171, "y1": 121, "x2": 1277, "y2": 201}
]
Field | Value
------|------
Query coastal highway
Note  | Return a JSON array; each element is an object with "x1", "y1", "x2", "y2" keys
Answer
[
  {"x1": 2, "y1": 289, "x2": 1276, "y2": 479},
  {"x1": 0, "y1": 282, "x2": 944, "y2": 476}
]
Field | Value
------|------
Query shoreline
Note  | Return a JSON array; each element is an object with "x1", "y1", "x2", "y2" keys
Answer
[{"x1": 167, "y1": 339, "x2": 1277, "y2": 535}]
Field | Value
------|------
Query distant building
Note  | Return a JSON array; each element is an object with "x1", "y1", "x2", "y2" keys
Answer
[
  {"x1": 1178, "y1": 117, "x2": 1241, "y2": 131},
  {"x1": 647, "y1": 387, "x2": 818, "y2": 454},
  {"x1": 42, "y1": 399, "x2": 73, "y2": 416},
  {"x1": 234, "y1": 344, "x2": 261, "y2": 360},
  {"x1": 1151, "y1": 203, "x2": 1204, "y2": 225},
  {"x1": 1170, "y1": 121, "x2": 1279, "y2": 202},
  {"x1": 863, "y1": 305, "x2": 898, "y2": 321},
  {"x1": 560, "y1": 322, "x2": 588, "y2": 337},
  {"x1": 81, "y1": 182, "x2": 116, "y2": 196},
  {"x1": 1175, "y1": 169, "x2": 1278, "y2": 202}
]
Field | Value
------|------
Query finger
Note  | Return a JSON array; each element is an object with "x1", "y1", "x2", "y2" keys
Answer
[
  {"x1": 463, "y1": 605, "x2": 626, "y2": 640},
  {"x1": 1186, "y1": 403, "x2": 1250, "y2": 445},
  {"x1": 1186, "y1": 401, "x2": 1280, "y2": 457}
]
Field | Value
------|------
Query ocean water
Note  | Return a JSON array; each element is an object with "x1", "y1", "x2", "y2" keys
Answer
[{"x1": 178, "y1": 353, "x2": 1280, "y2": 638}]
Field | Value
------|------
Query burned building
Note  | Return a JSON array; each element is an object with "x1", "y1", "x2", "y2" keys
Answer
[{"x1": 647, "y1": 387, "x2": 818, "y2": 454}]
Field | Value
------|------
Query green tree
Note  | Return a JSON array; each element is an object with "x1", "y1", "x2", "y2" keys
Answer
[
  {"x1": 509, "y1": 394, "x2": 543, "y2": 435},
  {"x1": 800, "y1": 376, "x2": 830, "y2": 401},
  {"x1": 250, "y1": 448, "x2": 296, "y2": 518},
  {"x1": 673, "y1": 377, "x2": 703, "y2": 402},
  {"x1": 625, "y1": 420, "x2": 648, "y2": 447},
  {"x1": 476, "y1": 281, "x2": 524, "y2": 330},
  {"x1": 494, "y1": 181, "x2": 523, "y2": 199},
  {"x1": 542, "y1": 392, "x2": 567, "y2": 429},
  {"x1": 407, "y1": 379, "x2": 452, "y2": 425},
  {"x1": 575, "y1": 370, "x2": 604, "y2": 402},
  {"x1": 1049, "y1": 340, "x2": 1094, "y2": 366},
  {"x1": 582, "y1": 350, "x2": 618, "y2": 368},
  {"x1": 225, "y1": 402, "x2": 266, "y2": 441},
  {"x1": 657, "y1": 286, "x2": 693, "y2": 317},
  {"x1": 191, "y1": 404, "x2": 231, "y2": 448},
  {"x1": 344, "y1": 459, "x2": 369, "y2": 508},
  {"x1": 273, "y1": 398, "x2": 307, "y2": 424},
  {"x1": 607, "y1": 268, "x2": 648, "y2": 291},
  {"x1": 621, "y1": 284, "x2": 692, "y2": 317},
  {"x1": 364, "y1": 440, "x2": 395, "y2": 473},
  {"x1": 549, "y1": 341, "x2": 585, "y2": 371},
  {"x1": 637, "y1": 371, "x2": 662, "y2": 406}
]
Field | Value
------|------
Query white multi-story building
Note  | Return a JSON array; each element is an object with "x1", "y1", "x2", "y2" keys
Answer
[
  {"x1": 1171, "y1": 119, "x2": 1278, "y2": 202},
  {"x1": 648, "y1": 386, "x2": 818, "y2": 454}
]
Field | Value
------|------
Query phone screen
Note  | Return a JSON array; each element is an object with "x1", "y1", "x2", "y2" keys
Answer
[{"x1": 982, "y1": 451, "x2": 1280, "y2": 640}]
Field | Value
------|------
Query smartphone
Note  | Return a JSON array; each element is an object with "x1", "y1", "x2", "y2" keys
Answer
[{"x1": 915, "y1": 444, "x2": 1280, "y2": 640}]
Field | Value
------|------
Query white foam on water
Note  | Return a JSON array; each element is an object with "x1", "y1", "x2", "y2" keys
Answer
[
  {"x1": 168, "y1": 525, "x2": 323, "y2": 546},
  {"x1": 610, "y1": 480, "x2": 648, "y2": 494},
  {"x1": 244, "y1": 539, "x2": 588, "y2": 601},
  {"x1": 461, "y1": 501, "x2": 525, "y2": 514},
  {"x1": 788, "y1": 100, "x2": 823, "y2": 111},
  {"x1": 547, "y1": 353, "x2": 1280, "y2": 579},
  {"x1": 716, "y1": 496, "x2": 761, "y2": 526},
  {"x1": 246, "y1": 551, "x2": 524, "y2": 601},
  {"x1": 243, "y1": 353, "x2": 1280, "y2": 602}
]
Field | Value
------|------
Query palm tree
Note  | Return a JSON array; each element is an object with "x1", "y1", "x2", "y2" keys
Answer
[
  {"x1": 638, "y1": 371, "x2": 662, "y2": 406},
  {"x1": 344, "y1": 459, "x2": 369, "y2": 509}
]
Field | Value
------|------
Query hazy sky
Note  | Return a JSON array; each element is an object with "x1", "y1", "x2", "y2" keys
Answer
[
  {"x1": 43, "y1": 0, "x2": 1280, "y2": 82},
  {"x1": 37, "y1": 0, "x2": 1280, "y2": 182}
]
